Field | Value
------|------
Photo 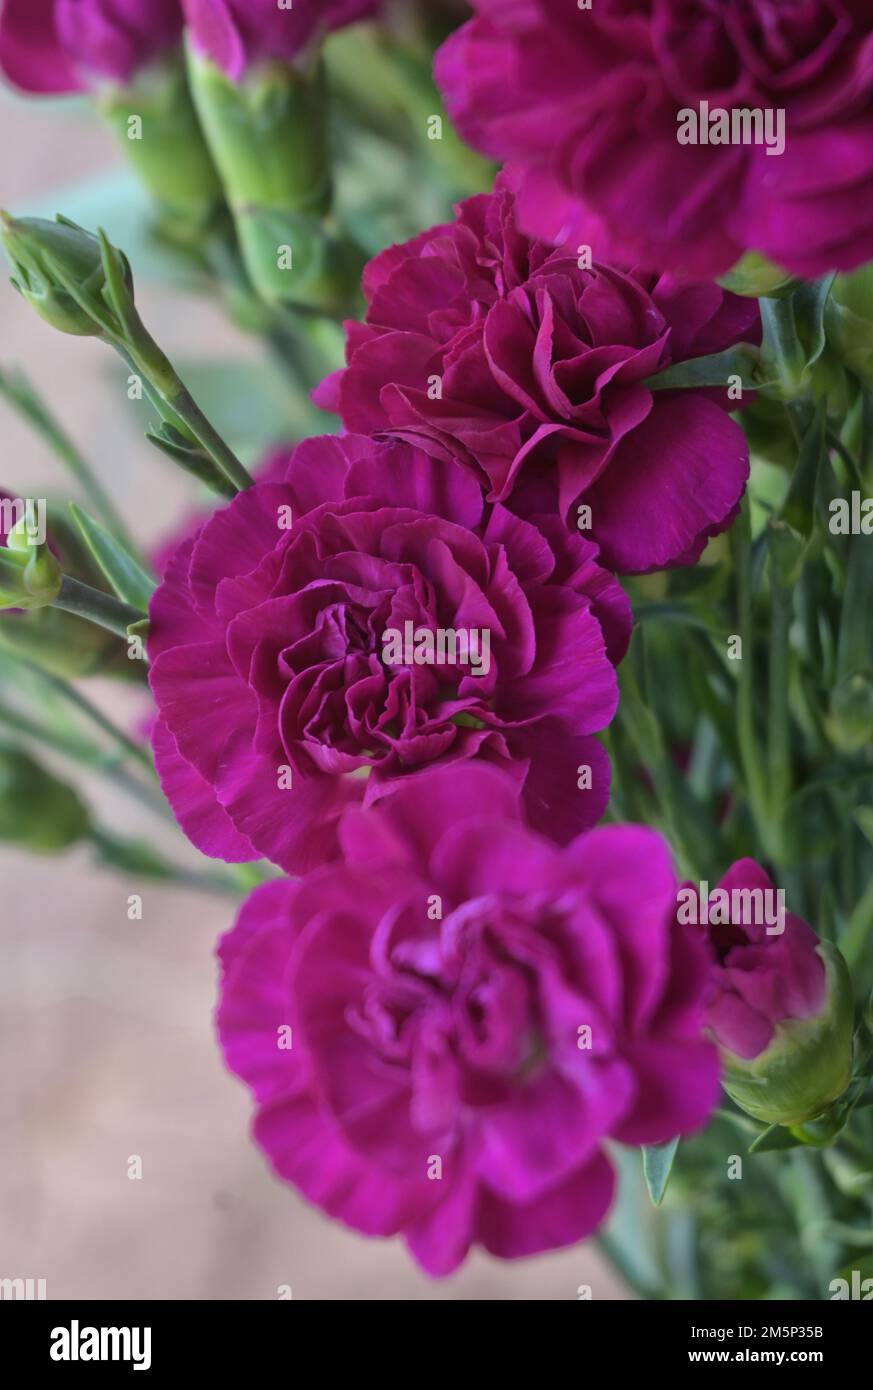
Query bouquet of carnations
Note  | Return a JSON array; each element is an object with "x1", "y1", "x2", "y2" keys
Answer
[{"x1": 1, "y1": 0, "x2": 873, "y2": 1299}]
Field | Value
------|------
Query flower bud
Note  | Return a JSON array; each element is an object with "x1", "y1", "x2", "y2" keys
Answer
[
  {"x1": 0, "y1": 747, "x2": 90, "y2": 852},
  {"x1": 0, "y1": 0, "x2": 183, "y2": 94},
  {"x1": 182, "y1": 1, "x2": 379, "y2": 82},
  {"x1": 0, "y1": 524, "x2": 62, "y2": 611},
  {"x1": 185, "y1": 36, "x2": 362, "y2": 312},
  {"x1": 0, "y1": 213, "x2": 130, "y2": 339},
  {"x1": 96, "y1": 56, "x2": 224, "y2": 249},
  {"x1": 721, "y1": 938, "x2": 853, "y2": 1127},
  {"x1": 687, "y1": 860, "x2": 854, "y2": 1127}
]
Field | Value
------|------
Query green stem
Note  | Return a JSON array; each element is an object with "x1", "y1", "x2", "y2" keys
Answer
[
  {"x1": 163, "y1": 381, "x2": 254, "y2": 494},
  {"x1": 836, "y1": 530, "x2": 873, "y2": 683},
  {"x1": 53, "y1": 575, "x2": 143, "y2": 639},
  {"x1": 767, "y1": 576, "x2": 793, "y2": 866},
  {"x1": 732, "y1": 500, "x2": 772, "y2": 854},
  {"x1": 20, "y1": 661, "x2": 156, "y2": 777},
  {"x1": 88, "y1": 827, "x2": 242, "y2": 897},
  {"x1": 0, "y1": 697, "x2": 169, "y2": 820},
  {"x1": 861, "y1": 388, "x2": 873, "y2": 487}
]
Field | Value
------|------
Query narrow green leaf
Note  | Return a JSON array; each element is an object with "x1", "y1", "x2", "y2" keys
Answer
[
  {"x1": 69, "y1": 503, "x2": 155, "y2": 612},
  {"x1": 646, "y1": 344, "x2": 762, "y2": 392},
  {"x1": 780, "y1": 405, "x2": 825, "y2": 538},
  {"x1": 642, "y1": 1137, "x2": 680, "y2": 1206}
]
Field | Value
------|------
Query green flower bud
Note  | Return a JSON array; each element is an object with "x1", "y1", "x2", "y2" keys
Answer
[
  {"x1": 718, "y1": 252, "x2": 799, "y2": 300},
  {"x1": 721, "y1": 943, "x2": 854, "y2": 1127},
  {"x1": 0, "y1": 213, "x2": 132, "y2": 339},
  {"x1": 0, "y1": 747, "x2": 90, "y2": 852},
  {"x1": 186, "y1": 46, "x2": 361, "y2": 314},
  {"x1": 97, "y1": 55, "x2": 225, "y2": 251},
  {"x1": 0, "y1": 528, "x2": 61, "y2": 611}
]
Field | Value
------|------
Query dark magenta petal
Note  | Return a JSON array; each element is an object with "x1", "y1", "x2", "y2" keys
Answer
[
  {"x1": 183, "y1": 0, "x2": 378, "y2": 79},
  {"x1": 317, "y1": 175, "x2": 756, "y2": 572},
  {"x1": 434, "y1": 1, "x2": 873, "y2": 278},
  {"x1": 0, "y1": 0, "x2": 81, "y2": 92},
  {"x1": 217, "y1": 767, "x2": 719, "y2": 1275},
  {"x1": 152, "y1": 718, "x2": 257, "y2": 863}
]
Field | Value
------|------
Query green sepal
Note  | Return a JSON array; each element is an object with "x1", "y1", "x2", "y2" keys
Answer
[
  {"x1": 721, "y1": 943, "x2": 854, "y2": 1127},
  {"x1": 96, "y1": 54, "x2": 224, "y2": 251},
  {"x1": 642, "y1": 1137, "x2": 680, "y2": 1206}
]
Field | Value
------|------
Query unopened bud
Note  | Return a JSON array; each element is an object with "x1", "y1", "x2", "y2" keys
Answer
[
  {"x1": 721, "y1": 942, "x2": 854, "y2": 1128},
  {"x1": 0, "y1": 212, "x2": 132, "y2": 339},
  {"x1": 0, "y1": 527, "x2": 61, "y2": 611}
]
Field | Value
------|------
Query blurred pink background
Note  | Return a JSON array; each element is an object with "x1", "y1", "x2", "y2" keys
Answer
[{"x1": 0, "y1": 91, "x2": 627, "y2": 1300}]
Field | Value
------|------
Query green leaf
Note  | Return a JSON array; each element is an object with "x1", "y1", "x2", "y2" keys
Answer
[
  {"x1": 780, "y1": 406, "x2": 825, "y2": 539},
  {"x1": 748, "y1": 1124, "x2": 805, "y2": 1153},
  {"x1": 69, "y1": 503, "x2": 155, "y2": 612},
  {"x1": 646, "y1": 345, "x2": 762, "y2": 392},
  {"x1": 794, "y1": 274, "x2": 836, "y2": 380},
  {"x1": 642, "y1": 1137, "x2": 680, "y2": 1206}
]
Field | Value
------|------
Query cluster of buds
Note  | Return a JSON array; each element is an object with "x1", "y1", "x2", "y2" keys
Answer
[{"x1": 0, "y1": 0, "x2": 384, "y2": 310}]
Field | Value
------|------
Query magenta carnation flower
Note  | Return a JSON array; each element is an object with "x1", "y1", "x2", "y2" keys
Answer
[
  {"x1": 182, "y1": 0, "x2": 378, "y2": 81},
  {"x1": 148, "y1": 433, "x2": 630, "y2": 873},
  {"x1": 0, "y1": 0, "x2": 183, "y2": 91},
  {"x1": 217, "y1": 764, "x2": 720, "y2": 1275},
  {"x1": 315, "y1": 178, "x2": 758, "y2": 574},
  {"x1": 435, "y1": 1, "x2": 873, "y2": 280}
]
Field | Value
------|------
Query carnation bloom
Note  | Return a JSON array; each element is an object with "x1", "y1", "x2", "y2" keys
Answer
[
  {"x1": 686, "y1": 859, "x2": 854, "y2": 1125},
  {"x1": 217, "y1": 764, "x2": 720, "y2": 1275},
  {"x1": 315, "y1": 178, "x2": 758, "y2": 574},
  {"x1": 182, "y1": 0, "x2": 378, "y2": 81},
  {"x1": 435, "y1": 1, "x2": 873, "y2": 280},
  {"x1": 0, "y1": 0, "x2": 183, "y2": 91},
  {"x1": 148, "y1": 433, "x2": 630, "y2": 873}
]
